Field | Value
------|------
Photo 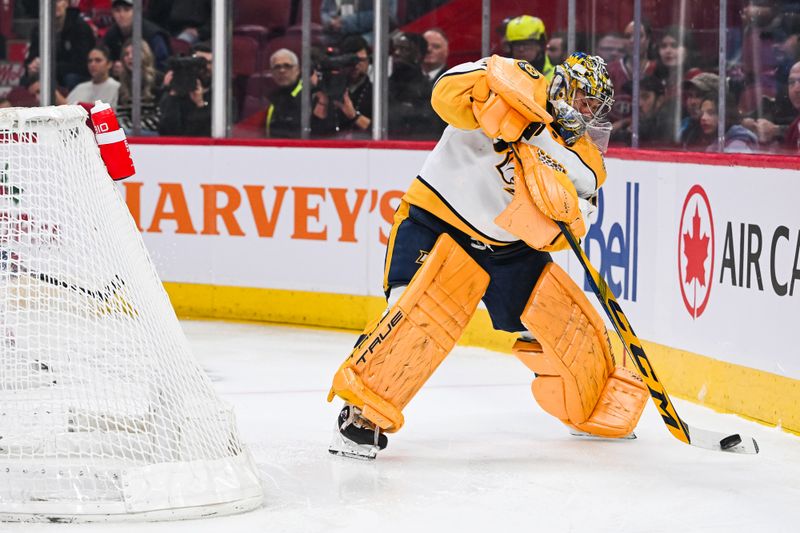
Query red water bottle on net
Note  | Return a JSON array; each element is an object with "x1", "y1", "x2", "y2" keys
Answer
[{"x1": 90, "y1": 100, "x2": 135, "y2": 181}]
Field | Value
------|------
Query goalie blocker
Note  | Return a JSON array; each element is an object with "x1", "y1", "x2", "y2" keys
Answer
[{"x1": 328, "y1": 203, "x2": 647, "y2": 456}]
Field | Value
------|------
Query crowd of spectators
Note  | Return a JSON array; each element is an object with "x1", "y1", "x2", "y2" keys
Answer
[
  {"x1": 258, "y1": 29, "x2": 446, "y2": 140},
  {"x1": 5, "y1": 0, "x2": 800, "y2": 152},
  {"x1": 594, "y1": 0, "x2": 800, "y2": 154},
  {"x1": 10, "y1": 0, "x2": 212, "y2": 136}
]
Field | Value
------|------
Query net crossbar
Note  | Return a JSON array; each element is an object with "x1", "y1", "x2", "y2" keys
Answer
[{"x1": 0, "y1": 106, "x2": 262, "y2": 522}]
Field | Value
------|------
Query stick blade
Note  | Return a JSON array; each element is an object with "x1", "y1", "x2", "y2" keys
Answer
[{"x1": 687, "y1": 425, "x2": 760, "y2": 454}]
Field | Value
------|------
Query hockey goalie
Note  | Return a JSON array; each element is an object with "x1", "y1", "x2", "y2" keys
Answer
[{"x1": 327, "y1": 52, "x2": 650, "y2": 459}]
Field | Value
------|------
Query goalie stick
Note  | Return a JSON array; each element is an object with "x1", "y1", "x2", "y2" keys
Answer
[
  {"x1": 3, "y1": 256, "x2": 132, "y2": 315},
  {"x1": 555, "y1": 221, "x2": 759, "y2": 454},
  {"x1": 32, "y1": 271, "x2": 125, "y2": 304}
]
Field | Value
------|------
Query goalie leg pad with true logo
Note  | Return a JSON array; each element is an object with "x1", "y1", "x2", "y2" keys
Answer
[{"x1": 328, "y1": 233, "x2": 489, "y2": 433}]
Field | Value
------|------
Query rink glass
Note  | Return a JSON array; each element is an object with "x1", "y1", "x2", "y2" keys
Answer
[{"x1": 21, "y1": 0, "x2": 799, "y2": 154}]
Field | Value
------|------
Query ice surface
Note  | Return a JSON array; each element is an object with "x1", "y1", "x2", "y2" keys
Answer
[{"x1": 4, "y1": 320, "x2": 799, "y2": 533}]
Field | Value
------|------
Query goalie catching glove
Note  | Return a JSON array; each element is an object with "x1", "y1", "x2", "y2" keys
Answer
[{"x1": 471, "y1": 55, "x2": 553, "y2": 142}]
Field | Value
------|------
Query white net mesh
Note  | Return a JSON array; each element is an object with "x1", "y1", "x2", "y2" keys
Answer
[{"x1": 0, "y1": 106, "x2": 262, "y2": 522}]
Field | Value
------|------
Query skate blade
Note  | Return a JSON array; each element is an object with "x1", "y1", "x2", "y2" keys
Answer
[
  {"x1": 569, "y1": 429, "x2": 637, "y2": 440},
  {"x1": 328, "y1": 423, "x2": 379, "y2": 460},
  {"x1": 328, "y1": 447, "x2": 377, "y2": 461}
]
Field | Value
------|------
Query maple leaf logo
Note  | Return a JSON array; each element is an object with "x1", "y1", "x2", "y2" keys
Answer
[{"x1": 682, "y1": 205, "x2": 709, "y2": 286}]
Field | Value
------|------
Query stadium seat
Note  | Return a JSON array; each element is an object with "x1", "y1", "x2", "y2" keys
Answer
[
  {"x1": 233, "y1": 35, "x2": 259, "y2": 77},
  {"x1": 235, "y1": 0, "x2": 292, "y2": 33}
]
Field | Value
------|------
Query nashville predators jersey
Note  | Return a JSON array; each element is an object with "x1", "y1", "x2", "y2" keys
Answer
[{"x1": 402, "y1": 59, "x2": 607, "y2": 246}]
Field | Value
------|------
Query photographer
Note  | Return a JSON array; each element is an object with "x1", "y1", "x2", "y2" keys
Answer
[
  {"x1": 158, "y1": 45, "x2": 212, "y2": 136},
  {"x1": 312, "y1": 35, "x2": 373, "y2": 138}
]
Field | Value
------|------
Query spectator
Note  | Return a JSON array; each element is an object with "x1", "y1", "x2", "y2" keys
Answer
[
  {"x1": 0, "y1": 98, "x2": 11, "y2": 109},
  {"x1": 147, "y1": 0, "x2": 212, "y2": 44},
  {"x1": 266, "y1": 49, "x2": 303, "y2": 138},
  {"x1": 117, "y1": 40, "x2": 162, "y2": 135},
  {"x1": 25, "y1": 0, "x2": 95, "y2": 90},
  {"x1": 733, "y1": 0, "x2": 779, "y2": 84},
  {"x1": 774, "y1": 30, "x2": 800, "y2": 84},
  {"x1": 654, "y1": 26, "x2": 695, "y2": 95},
  {"x1": 741, "y1": 61, "x2": 800, "y2": 150},
  {"x1": 701, "y1": 95, "x2": 759, "y2": 153},
  {"x1": 388, "y1": 32, "x2": 437, "y2": 138},
  {"x1": 654, "y1": 26, "x2": 696, "y2": 143},
  {"x1": 12, "y1": 73, "x2": 67, "y2": 107},
  {"x1": 680, "y1": 72, "x2": 719, "y2": 148},
  {"x1": 611, "y1": 76, "x2": 672, "y2": 147},
  {"x1": 312, "y1": 35, "x2": 372, "y2": 138},
  {"x1": 103, "y1": 0, "x2": 171, "y2": 73},
  {"x1": 737, "y1": 13, "x2": 788, "y2": 119},
  {"x1": 595, "y1": 32, "x2": 626, "y2": 65},
  {"x1": 66, "y1": 45, "x2": 120, "y2": 109},
  {"x1": 320, "y1": 0, "x2": 398, "y2": 46},
  {"x1": 782, "y1": 61, "x2": 800, "y2": 149},
  {"x1": 608, "y1": 21, "x2": 656, "y2": 134},
  {"x1": 737, "y1": 27, "x2": 800, "y2": 120},
  {"x1": 505, "y1": 15, "x2": 553, "y2": 79},
  {"x1": 637, "y1": 76, "x2": 673, "y2": 147},
  {"x1": 546, "y1": 31, "x2": 571, "y2": 67},
  {"x1": 422, "y1": 28, "x2": 449, "y2": 83},
  {"x1": 158, "y1": 44, "x2": 212, "y2": 136}
]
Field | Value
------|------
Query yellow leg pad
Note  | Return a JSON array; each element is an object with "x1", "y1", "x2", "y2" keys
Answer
[
  {"x1": 517, "y1": 263, "x2": 648, "y2": 438},
  {"x1": 328, "y1": 233, "x2": 489, "y2": 432}
]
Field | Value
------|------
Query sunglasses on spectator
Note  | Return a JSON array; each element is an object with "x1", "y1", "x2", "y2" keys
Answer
[{"x1": 271, "y1": 63, "x2": 297, "y2": 71}]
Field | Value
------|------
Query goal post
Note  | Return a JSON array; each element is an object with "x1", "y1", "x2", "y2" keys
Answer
[{"x1": 0, "y1": 106, "x2": 263, "y2": 522}]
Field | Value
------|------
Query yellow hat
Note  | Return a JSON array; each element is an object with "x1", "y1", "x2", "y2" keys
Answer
[{"x1": 505, "y1": 15, "x2": 547, "y2": 43}]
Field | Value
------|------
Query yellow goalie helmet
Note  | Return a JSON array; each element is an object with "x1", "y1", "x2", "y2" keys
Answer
[{"x1": 549, "y1": 52, "x2": 614, "y2": 123}]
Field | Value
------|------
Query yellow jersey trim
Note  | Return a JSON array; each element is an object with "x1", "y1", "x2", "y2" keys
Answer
[{"x1": 403, "y1": 177, "x2": 518, "y2": 246}]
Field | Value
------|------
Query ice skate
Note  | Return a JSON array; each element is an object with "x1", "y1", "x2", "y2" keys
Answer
[{"x1": 329, "y1": 404, "x2": 388, "y2": 460}]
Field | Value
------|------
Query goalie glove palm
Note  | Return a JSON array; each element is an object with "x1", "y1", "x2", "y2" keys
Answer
[
  {"x1": 514, "y1": 142, "x2": 580, "y2": 223},
  {"x1": 494, "y1": 143, "x2": 587, "y2": 252}
]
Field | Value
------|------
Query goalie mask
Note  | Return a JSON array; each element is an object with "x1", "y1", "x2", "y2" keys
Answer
[{"x1": 548, "y1": 52, "x2": 614, "y2": 146}]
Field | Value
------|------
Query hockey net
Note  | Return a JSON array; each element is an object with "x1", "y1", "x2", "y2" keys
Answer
[{"x1": 0, "y1": 106, "x2": 262, "y2": 522}]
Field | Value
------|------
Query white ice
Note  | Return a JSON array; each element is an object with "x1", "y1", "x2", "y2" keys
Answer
[{"x1": 5, "y1": 320, "x2": 800, "y2": 533}]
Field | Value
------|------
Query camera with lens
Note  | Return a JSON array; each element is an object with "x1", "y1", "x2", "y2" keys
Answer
[
  {"x1": 316, "y1": 48, "x2": 360, "y2": 102},
  {"x1": 168, "y1": 56, "x2": 208, "y2": 97}
]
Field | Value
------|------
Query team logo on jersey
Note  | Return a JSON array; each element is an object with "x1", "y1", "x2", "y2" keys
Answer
[
  {"x1": 416, "y1": 250, "x2": 429, "y2": 264},
  {"x1": 517, "y1": 61, "x2": 540, "y2": 79},
  {"x1": 494, "y1": 151, "x2": 515, "y2": 195},
  {"x1": 677, "y1": 185, "x2": 715, "y2": 319}
]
